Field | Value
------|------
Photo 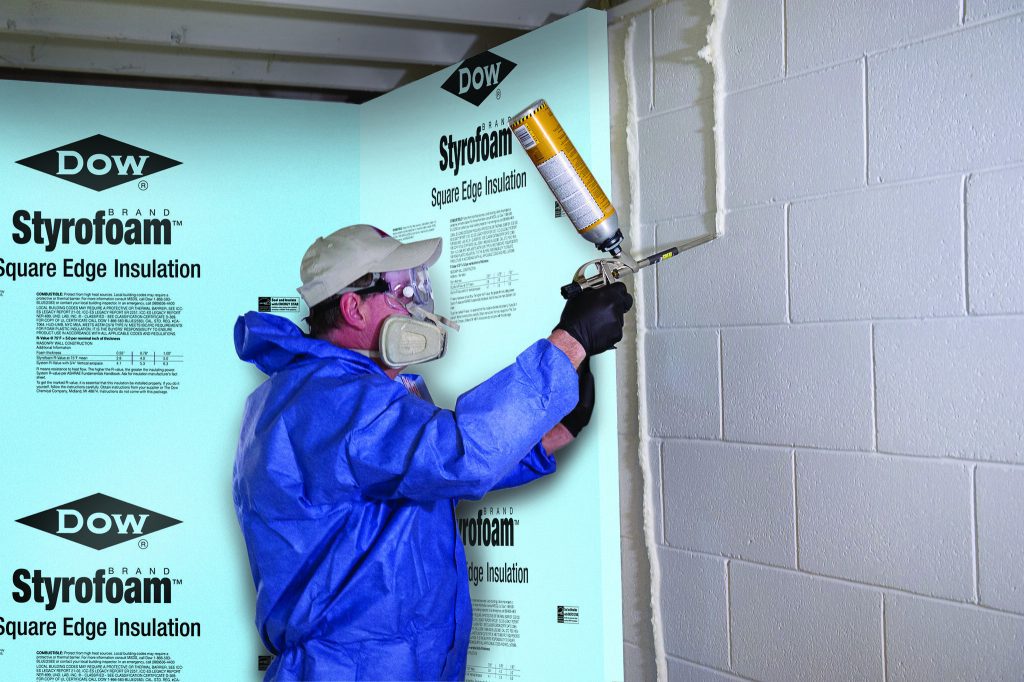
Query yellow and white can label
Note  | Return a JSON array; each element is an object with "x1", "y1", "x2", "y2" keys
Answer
[{"x1": 510, "y1": 100, "x2": 615, "y2": 235}]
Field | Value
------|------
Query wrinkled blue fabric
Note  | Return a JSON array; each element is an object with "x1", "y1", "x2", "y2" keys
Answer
[{"x1": 232, "y1": 312, "x2": 578, "y2": 681}]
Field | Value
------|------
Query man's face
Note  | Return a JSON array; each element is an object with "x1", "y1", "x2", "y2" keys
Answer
[
  {"x1": 349, "y1": 266, "x2": 438, "y2": 364},
  {"x1": 363, "y1": 291, "x2": 410, "y2": 351}
]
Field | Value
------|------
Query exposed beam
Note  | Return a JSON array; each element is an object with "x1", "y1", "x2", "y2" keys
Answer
[
  {"x1": 0, "y1": 0, "x2": 507, "y2": 66},
  {"x1": 0, "y1": 35, "x2": 424, "y2": 92},
  {"x1": 191, "y1": 0, "x2": 593, "y2": 31},
  {"x1": 0, "y1": 66, "x2": 376, "y2": 102}
]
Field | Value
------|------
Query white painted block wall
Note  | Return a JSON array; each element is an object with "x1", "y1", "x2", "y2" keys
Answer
[{"x1": 610, "y1": 1, "x2": 1024, "y2": 680}]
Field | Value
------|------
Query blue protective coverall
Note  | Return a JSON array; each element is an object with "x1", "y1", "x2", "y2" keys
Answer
[{"x1": 232, "y1": 312, "x2": 578, "y2": 681}]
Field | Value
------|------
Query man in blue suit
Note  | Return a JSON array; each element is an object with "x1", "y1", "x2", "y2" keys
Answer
[{"x1": 233, "y1": 224, "x2": 631, "y2": 680}]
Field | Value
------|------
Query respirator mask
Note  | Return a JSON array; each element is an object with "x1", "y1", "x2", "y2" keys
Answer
[{"x1": 350, "y1": 265, "x2": 459, "y2": 368}]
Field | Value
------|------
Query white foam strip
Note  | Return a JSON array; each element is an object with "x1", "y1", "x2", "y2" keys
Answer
[
  {"x1": 622, "y1": 4, "x2": 728, "y2": 681},
  {"x1": 622, "y1": 14, "x2": 669, "y2": 682},
  {"x1": 699, "y1": 0, "x2": 729, "y2": 236}
]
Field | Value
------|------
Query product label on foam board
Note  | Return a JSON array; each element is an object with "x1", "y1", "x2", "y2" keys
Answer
[
  {"x1": 0, "y1": 9, "x2": 621, "y2": 681},
  {"x1": 0, "y1": 82, "x2": 361, "y2": 679},
  {"x1": 360, "y1": 12, "x2": 622, "y2": 681}
]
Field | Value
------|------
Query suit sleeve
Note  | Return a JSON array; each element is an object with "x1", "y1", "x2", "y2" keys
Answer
[
  {"x1": 486, "y1": 443, "x2": 556, "y2": 493},
  {"x1": 300, "y1": 339, "x2": 577, "y2": 502}
]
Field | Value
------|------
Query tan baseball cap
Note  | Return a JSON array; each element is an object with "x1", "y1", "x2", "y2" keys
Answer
[{"x1": 297, "y1": 224, "x2": 442, "y2": 308}]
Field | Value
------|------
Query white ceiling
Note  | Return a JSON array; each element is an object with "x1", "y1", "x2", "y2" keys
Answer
[{"x1": 0, "y1": 0, "x2": 607, "y2": 101}]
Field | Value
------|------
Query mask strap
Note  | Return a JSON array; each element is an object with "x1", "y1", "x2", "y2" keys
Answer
[{"x1": 407, "y1": 303, "x2": 460, "y2": 332}]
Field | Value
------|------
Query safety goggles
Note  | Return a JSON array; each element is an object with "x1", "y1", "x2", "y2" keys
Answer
[{"x1": 346, "y1": 265, "x2": 434, "y2": 313}]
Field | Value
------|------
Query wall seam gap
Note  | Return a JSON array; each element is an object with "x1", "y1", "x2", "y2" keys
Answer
[
  {"x1": 728, "y1": 160, "x2": 1024, "y2": 211},
  {"x1": 784, "y1": 202, "x2": 792, "y2": 323},
  {"x1": 954, "y1": 311, "x2": 1024, "y2": 321},
  {"x1": 664, "y1": 653, "x2": 757, "y2": 681},
  {"x1": 873, "y1": 585, "x2": 1024, "y2": 621},
  {"x1": 971, "y1": 464, "x2": 980, "y2": 604},
  {"x1": 658, "y1": 440, "x2": 666, "y2": 545},
  {"x1": 870, "y1": 323, "x2": 878, "y2": 451},
  {"x1": 647, "y1": 9, "x2": 654, "y2": 113},
  {"x1": 960, "y1": 0, "x2": 967, "y2": 25},
  {"x1": 725, "y1": 559, "x2": 733, "y2": 669},
  {"x1": 637, "y1": 98, "x2": 715, "y2": 123},
  {"x1": 782, "y1": 0, "x2": 789, "y2": 76},
  {"x1": 881, "y1": 593, "x2": 888, "y2": 682},
  {"x1": 675, "y1": 551, "x2": 1024, "y2": 618},
  {"x1": 790, "y1": 11, "x2": 1024, "y2": 77},
  {"x1": 658, "y1": 310, "x2": 1024, "y2": 332},
  {"x1": 862, "y1": 56, "x2": 869, "y2": 185},
  {"x1": 724, "y1": 555, "x2": 1024, "y2": 619},
  {"x1": 962, "y1": 174, "x2": 971, "y2": 315},
  {"x1": 792, "y1": 450, "x2": 800, "y2": 569},
  {"x1": 729, "y1": 12, "x2": 1024, "y2": 100},
  {"x1": 724, "y1": 54, "x2": 863, "y2": 98},
  {"x1": 663, "y1": 435, "x2": 1024, "y2": 468},
  {"x1": 653, "y1": 224, "x2": 660, "y2": 327},
  {"x1": 729, "y1": 557, "x2": 878, "y2": 593},
  {"x1": 622, "y1": 16, "x2": 665, "y2": 681},
  {"x1": 718, "y1": 330, "x2": 725, "y2": 439},
  {"x1": 978, "y1": 8, "x2": 1024, "y2": 21}
]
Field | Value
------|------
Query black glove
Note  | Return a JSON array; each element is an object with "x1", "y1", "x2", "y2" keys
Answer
[
  {"x1": 554, "y1": 282, "x2": 633, "y2": 356},
  {"x1": 561, "y1": 357, "x2": 595, "y2": 438}
]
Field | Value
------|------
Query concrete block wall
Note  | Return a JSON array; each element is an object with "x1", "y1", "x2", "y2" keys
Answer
[{"x1": 610, "y1": 1, "x2": 1024, "y2": 680}]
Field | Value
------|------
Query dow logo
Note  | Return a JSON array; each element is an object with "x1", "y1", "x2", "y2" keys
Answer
[
  {"x1": 16, "y1": 493, "x2": 181, "y2": 550},
  {"x1": 440, "y1": 51, "x2": 516, "y2": 106},
  {"x1": 16, "y1": 134, "x2": 181, "y2": 191}
]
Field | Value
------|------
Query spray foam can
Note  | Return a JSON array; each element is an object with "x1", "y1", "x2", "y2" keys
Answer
[{"x1": 510, "y1": 99, "x2": 624, "y2": 255}]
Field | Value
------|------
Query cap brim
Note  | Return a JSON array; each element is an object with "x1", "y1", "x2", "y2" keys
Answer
[{"x1": 374, "y1": 236, "x2": 442, "y2": 273}]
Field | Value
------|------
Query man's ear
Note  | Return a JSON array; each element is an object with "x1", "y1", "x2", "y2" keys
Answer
[{"x1": 338, "y1": 292, "x2": 366, "y2": 329}]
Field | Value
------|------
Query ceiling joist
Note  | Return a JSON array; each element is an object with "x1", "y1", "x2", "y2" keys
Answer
[
  {"x1": 195, "y1": 0, "x2": 592, "y2": 31},
  {"x1": 0, "y1": 0, "x2": 597, "y2": 99},
  {"x1": 0, "y1": 34, "x2": 416, "y2": 92}
]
